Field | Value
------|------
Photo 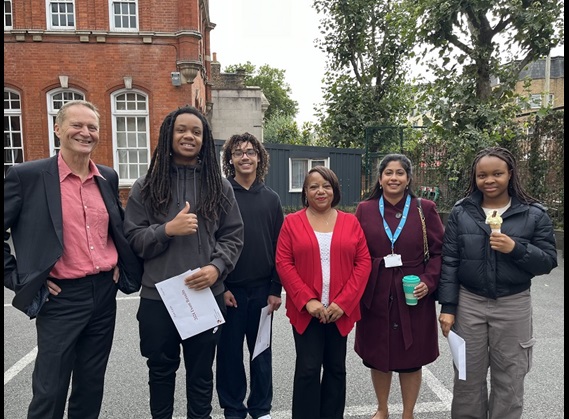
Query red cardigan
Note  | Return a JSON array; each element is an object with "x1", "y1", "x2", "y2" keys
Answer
[{"x1": 275, "y1": 209, "x2": 371, "y2": 337}]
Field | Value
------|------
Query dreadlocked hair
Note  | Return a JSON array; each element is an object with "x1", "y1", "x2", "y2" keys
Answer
[
  {"x1": 465, "y1": 146, "x2": 539, "y2": 204},
  {"x1": 141, "y1": 106, "x2": 230, "y2": 221},
  {"x1": 221, "y1": 132, "x2": 270, "y2": 182}
]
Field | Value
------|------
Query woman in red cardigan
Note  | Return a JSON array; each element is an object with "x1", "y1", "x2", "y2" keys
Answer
[{"x1": 276, "y1": 166, "x2": 371, "y2": 419}]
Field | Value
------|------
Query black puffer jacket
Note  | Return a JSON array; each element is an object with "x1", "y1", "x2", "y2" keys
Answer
[{"x1": 439, "y1": 191, "x2": 558, "y2": 315}]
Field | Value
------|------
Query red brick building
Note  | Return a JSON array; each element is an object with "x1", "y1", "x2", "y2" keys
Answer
[{"x1": 4, "y1": 0, "x2": 215, "y2": 201}]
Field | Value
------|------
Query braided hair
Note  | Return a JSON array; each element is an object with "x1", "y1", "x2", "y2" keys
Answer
[
  {"x1": 141, "y1": 105, "x2": 229, "y2": 220},
  {"x1": 221, "y1": 132, "x2": 270, "y2": 182},
  {"x1": 465, "y1": 146, "x2": 538, "y2": 204}
]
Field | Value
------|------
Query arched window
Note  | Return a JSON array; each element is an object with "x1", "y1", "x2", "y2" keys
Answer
[
  {"x1": 47, "y1": 89, "x2": 85, "y2": 156},
  {"x1": 111, "y1": 90, "x2": 150, "y2": 184},
  {"x1": 4, "y1": 89, "x2": 24, "y2": 176}
]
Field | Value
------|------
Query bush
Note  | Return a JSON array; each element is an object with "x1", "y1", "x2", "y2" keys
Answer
[{"x1": 282, "y1": 205, "x2": 357, "y2": 215}]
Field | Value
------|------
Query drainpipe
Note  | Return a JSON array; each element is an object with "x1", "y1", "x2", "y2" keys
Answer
[{"x1": 542, "y1": 52, "x2": 551, "y2": 107}]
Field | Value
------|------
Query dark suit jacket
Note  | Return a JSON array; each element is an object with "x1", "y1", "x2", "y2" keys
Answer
[{"x1": 4, "y1": 155, "x2": 142, "y2": 318}]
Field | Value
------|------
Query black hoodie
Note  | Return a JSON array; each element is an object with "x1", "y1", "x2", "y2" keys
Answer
[{"x1": 225, "y1": 177, "x2": 284, "y2": 296}]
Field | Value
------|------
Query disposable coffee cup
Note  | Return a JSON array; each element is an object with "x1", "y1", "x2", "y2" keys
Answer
[{"x1": 402, "y1": 275, "x2": 421, "y2": 306}]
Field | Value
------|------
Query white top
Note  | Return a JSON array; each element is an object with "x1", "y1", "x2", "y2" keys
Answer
[
  {"x1": 482, "y1": 199, "x2": 512, "y2": 217},
  {"x1": 314, "y1": 231, "x2": 333, "y2": 307}
]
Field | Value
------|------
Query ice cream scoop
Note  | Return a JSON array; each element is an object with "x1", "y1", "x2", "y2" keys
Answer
[{"x1": 485, "y1": 210, "x2": 503, "y2": 232}]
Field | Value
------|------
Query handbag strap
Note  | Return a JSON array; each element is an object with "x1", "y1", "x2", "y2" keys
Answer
[{"x1": 417, "y1": 198, "x2": 430, "y2": 264}]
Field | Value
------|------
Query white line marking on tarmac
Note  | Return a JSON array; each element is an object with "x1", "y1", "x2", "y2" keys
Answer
[
  {"x1": 4, "y1": 347, "x2": 37, "y2": 385},
  {"x1": 423, "y1": 366, "x2": 453, "y2": 407},
  {"x1": 174, "y1": 367, "x2": 453, "y2": 418}
]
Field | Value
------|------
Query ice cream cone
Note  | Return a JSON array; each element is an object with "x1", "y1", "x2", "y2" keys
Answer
[
  {"x1": 486, "y1": 210, "x2": 503, "y2": 233},
  {"x1": 489, "y1": 223, "x2": 501, "y2": 233}
]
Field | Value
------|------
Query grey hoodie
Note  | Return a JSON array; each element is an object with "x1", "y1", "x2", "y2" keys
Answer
[{"x1": 123, "y1": 164, "x2": 244, "y2": 300}]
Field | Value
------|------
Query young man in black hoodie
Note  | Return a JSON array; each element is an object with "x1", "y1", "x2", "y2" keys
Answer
[
  {"x1": 124, "y1": 106, "x2": 244, "y2": 419},
  {"x1": 216, "y1": 132, "x2": 284, "y2": 419}
]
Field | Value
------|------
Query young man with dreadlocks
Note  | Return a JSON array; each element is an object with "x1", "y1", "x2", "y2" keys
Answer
[
  {"x1": 124, "y1": 106, "x2": 244, "y2": 419},
  {"x1": 215, "y1": 133, "x2": 284, "y2": 419},
  {"x1": 438, "y1": 146, "x2": 557, "y2": 419}
]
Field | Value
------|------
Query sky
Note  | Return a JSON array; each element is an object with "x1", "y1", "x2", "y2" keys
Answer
[
  {"x1": 209, "y1": 1, "x2": 564, "y2": 127},
  {"x1": 209, "y1": 0, "x2": 326, "y2": 127}
]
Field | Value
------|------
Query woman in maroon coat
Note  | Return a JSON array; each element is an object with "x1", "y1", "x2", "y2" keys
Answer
[{"x1": 355, "y1": 154, "x2": 444, "y2": 419}]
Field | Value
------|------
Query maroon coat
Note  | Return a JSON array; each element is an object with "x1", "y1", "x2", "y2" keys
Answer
[{"x1": 354, "y1": 194, "x2": 444, "y2": 372}]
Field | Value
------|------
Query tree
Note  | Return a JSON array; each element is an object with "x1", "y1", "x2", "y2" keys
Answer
[
  {"x1": 412, "y1": 0, "x2": 564, "y2": 196},
  {"x1": 416, "y1": 0, "x2": 563, "y2": 101},
  {"x1": 224, "y1": 62, "x2": 299, "y2": 121},
  {"x1": 313, "y1": 0, "x2": 563, "y2": 207},
  {"x1": 263, "y1": 114, "x2": 302, "y2": 144},
  {"x1": 264, "y1": 116, "x2": 328, "y2": 146},
  {"x1": 313, "y1": 0, "x2": 417, "y2": 150}
]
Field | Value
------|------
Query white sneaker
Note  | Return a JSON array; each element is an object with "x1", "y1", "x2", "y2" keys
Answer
[{"x1": 257, "y1": 415, "x2": 271, "y2": 419}]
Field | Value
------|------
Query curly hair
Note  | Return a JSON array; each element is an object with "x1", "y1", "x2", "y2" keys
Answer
[
  {"x1": 465, "y1": 146, "x2": 538, "y2": 204},
  {"x1": 141, "y1": 105, "x2": 230, "y2": 221},
  {"x1": 221, "y1": 132, "x2": 270, "y2": 182}
]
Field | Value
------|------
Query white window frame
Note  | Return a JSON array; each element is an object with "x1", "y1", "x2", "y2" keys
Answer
[
  {"x1": 111, "y1": 90, "x2": 150, "y2": 186},
  {"x1": 4, "y1": 0, "x2": 13, "y2": 29},
  {"x1": 47, "y1": 89, "x2": 85, "y2": 156},
  {"x1": 527, "y1": 93, "x2": 555, "y2": 109},
  {"x1": 529, "y1": 94, "x2": 542, "y2": 109},
  {"x1": 288, "y1": 157, "x2": 330, "y2": 192},
  {"x1": 109, "y1": 0, "x2": 138, "y2": 32},
  {"x1": 46, "y1": 0, "x2": 75, "y2": 30},
  {"x1": 4, "y1": 89, "x2": 24, "y2": 177}
]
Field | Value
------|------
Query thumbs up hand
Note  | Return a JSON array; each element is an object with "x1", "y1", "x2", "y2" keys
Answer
[{"x1": 165, "y1": 201, "x2": 199, "y2": 237}]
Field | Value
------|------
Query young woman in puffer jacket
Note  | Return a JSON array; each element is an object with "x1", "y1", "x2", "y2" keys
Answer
[{"x1": 438, "y1": 146, "x2": 558, "y2": 419}]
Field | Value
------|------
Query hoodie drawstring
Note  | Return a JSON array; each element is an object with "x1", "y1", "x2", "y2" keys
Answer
[{"x1": 173, "y1": 165, "x2": 202, "y2": 254}]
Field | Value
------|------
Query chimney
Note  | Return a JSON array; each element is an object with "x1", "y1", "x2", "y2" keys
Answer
[{"x1": 210, "y1": 52, "x2": 221, "y2": 84}]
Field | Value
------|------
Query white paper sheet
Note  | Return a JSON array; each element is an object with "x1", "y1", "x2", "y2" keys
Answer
[
  {"x1": 251, "y1": 305, "x2": 272, "y2": 360},
  {"x1": 155, "y1": 267, "x2": 225, "y2": 340},
  {"x1": 448, "y1": 330, "x2": 466, "y2": 380}
]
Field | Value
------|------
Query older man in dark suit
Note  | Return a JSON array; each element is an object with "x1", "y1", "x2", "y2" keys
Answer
[{"x1": 4, "y1": 100, "x2": 142, "y2": 419}]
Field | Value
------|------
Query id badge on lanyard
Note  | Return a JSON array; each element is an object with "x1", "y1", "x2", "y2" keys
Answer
[
  {"x1": 384, "y1": 253, "x2": 403, "y2": 268},
  {"x1": 379, "y1": 195, "x2": 410, "y2": 269}
]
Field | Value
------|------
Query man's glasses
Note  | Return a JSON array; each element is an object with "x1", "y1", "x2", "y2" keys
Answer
[{"x1": 231, "y1": 149, "x2": 257, "y2": 158}]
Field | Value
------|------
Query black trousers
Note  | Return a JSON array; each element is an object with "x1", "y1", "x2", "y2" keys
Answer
[
  {"x1": 216, "y1": 283, "x2": 273, "y2": 419},
  {"x1": 291, "y1": 318, "x2": 348, "y2": 419},
  {"x1": 27, "y1": 271, "x2": 117, "y2": 419},
  {"x1": 137, "y1": 295, "x2": 224, "y2": 419}
]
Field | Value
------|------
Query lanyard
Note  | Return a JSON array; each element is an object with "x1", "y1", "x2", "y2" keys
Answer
[{"x1": 379, "y1": 194, "x2": 411, "y2": 253}]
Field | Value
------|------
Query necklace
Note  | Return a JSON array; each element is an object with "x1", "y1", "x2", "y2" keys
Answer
[{"x1": 308, "y1": 208, "x2": 334, "y2": 226}]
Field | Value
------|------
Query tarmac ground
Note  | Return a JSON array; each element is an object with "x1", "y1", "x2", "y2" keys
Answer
[{"x1": 4, "y1": 255, "x2": 564, "y2": 418}]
